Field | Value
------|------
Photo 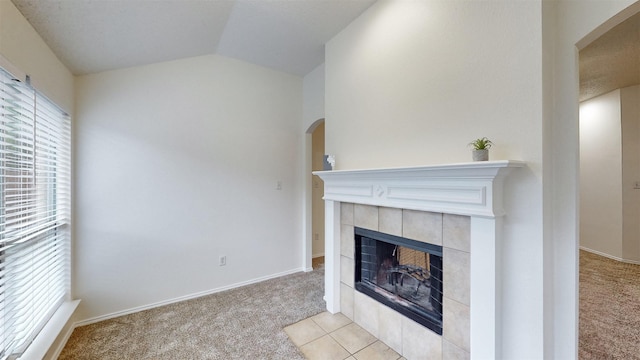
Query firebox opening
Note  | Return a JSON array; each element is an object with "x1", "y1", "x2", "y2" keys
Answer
[{"x1": 354, "y1": 227, "x2": 443, "y2": 335}]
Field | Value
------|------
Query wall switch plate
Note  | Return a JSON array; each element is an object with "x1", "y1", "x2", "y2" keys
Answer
[{"x1": 219, "y1": 256, "x2": 226, "y2": 266}]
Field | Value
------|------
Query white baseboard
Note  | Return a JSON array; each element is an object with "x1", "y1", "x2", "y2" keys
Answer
[
  {"x1": 580, "y1": 246, "x2": 640, "y2": 265},
  {"x1": 74, "y1": 267, "x2": 305, "y2": 327}
]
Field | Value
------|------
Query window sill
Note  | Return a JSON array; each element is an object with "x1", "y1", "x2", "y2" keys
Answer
[{"x1": 20, "y1": 299, "x2": 80, "y2": 360}]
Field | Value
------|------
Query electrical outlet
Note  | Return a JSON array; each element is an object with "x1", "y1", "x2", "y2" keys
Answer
[
  {"x1": 276, "y1": 181, "x2": 282, "y2": 190},
  {"x1": 314, "y1": 233, "x2": 319, "y2": 241},
  {"x1": 219, "y1": 255, "x2": 227, "y2": 266}
]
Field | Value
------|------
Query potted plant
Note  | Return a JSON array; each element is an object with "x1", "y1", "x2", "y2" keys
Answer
[{"x1": 469, "y1": 137, "x2": 492, "y2": 161}]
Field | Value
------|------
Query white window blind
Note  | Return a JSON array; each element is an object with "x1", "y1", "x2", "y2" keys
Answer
[{"x1": 0, "y1": 67, "x2": 71, "y2": 360}]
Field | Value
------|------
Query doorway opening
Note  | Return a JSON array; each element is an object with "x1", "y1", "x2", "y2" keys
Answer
[
  {"x1": 304, "y1": 119, "x2": 325, "y2": 271},
  {"x1": 311, "y1": 121, "x2": 325, "y2": 269},
  {"x1": 578, "y1": 6, "x2": 640, "y2": 358}
]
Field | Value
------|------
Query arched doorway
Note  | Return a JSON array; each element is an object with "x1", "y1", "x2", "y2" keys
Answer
[
  {"x1": 303, "y1": 118, "x2": 325, "y2": 271},
  {"x1": 311, "y1": 121, "x2": 326, "y2": 269}
]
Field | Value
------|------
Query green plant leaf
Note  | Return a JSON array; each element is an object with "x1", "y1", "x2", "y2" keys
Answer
[{"x1": 468, "y1": 137, "x2": 493, "y2": 150}]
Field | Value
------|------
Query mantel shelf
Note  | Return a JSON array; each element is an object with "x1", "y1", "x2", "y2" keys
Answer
[{"x1": 313, "y1": 160, "x2": 525, "y2": 218}]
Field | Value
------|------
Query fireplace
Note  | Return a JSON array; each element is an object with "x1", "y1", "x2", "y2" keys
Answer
[
  {"x1": 313, "y1": 161, "x2": 524, "y2": 359},
  {"x1": 354, "y1": 227, "x2": 443, "y2": 334}
]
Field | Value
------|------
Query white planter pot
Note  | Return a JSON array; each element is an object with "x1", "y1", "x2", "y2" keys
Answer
[{"x1": 472, "y1": 149, "x2": 489, "y2": 161}]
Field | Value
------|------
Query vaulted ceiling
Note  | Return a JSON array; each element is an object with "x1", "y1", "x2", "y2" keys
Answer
[
  {"x1": 10, "y1": 0, "x2": 640, "y2": 96},
  {"x1": 10, "y1": 0, "x2": 376, "y2": 76}
]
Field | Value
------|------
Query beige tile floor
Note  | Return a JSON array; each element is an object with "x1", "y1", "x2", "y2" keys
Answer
[{"x1": 285, "y1": 312, "x2": 406, "y2": 360}]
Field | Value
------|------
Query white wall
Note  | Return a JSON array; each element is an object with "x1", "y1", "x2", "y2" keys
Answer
[
  {"x1": 552, "y1": 1, "x2": 639, "y2": 358},
  {"x1": 621, "y1": 85, "x2": 640, "y2": 262},
  {"x1": 75, "y1": 54, "x2": 303, "y2": 322},
  {"x1": 303, "y1": 63, "x2": 325, "y2": 130},
  {"x1": 326, "y1": 1, "x2": 543, "y2": 168},
  {"x1": 580, "y1": 90, "x2": 624, "y2": 258},
  {"x1": 326, "y1": 1, "x2": 544, "y2": 357}
]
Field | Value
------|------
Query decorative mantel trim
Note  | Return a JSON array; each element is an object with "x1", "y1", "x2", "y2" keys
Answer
[{"x1": 314, "y1": 160, "x2": 525, "y2": 218}]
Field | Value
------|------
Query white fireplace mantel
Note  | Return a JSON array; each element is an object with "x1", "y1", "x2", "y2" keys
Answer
[
  {"x1": 315, "y1": 160, "x2": 525, "y2": 218},
  {"x1": 314, "y1": 160, "x2": 525, "y2": 359}
]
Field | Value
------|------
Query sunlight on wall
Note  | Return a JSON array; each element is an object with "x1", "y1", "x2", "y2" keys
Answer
[
  {"x1": 579, "y1": 90, "x2": 623, "y2": 258},
  {"x1": 580, "y1": 96, "x2": 620, "y2": 136}
]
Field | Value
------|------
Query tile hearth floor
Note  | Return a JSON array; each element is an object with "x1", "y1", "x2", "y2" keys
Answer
[{"x1": 285, "y1": 311, "x2": 406, "y2": 360}]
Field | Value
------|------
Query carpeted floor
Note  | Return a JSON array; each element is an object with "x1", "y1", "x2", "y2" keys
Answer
[
  {"x1": 59, "y1": 251, "x2": 640, "y2": 359},
  {"x1": 59, "y1": 269, "x2": 325, "y2": 359},
  {"x1": 579, "y1": 250, "x2": 640, "y2": 359}
]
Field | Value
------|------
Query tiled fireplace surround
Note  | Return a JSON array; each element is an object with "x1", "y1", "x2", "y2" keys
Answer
[
  {"x1": 314, "y1": 161, "x2": 524, "y2": 360},
  {"x1": 341, "y1": 204, "x2": 470, "y2": 359}
]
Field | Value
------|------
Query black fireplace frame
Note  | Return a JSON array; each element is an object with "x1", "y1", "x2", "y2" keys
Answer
[{"x1": 354, "y1": 227, "x2": 443, "y2": 335}]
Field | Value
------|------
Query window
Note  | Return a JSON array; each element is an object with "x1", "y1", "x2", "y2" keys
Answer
[{"x1": 0, "y1": 67, "x2": 71, "y2": 360}]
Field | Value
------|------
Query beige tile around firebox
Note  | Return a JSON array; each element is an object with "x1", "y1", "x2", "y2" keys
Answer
[
  {"x1": 340, "y1": 256, "x2": 355, "y2": 288},
  {"x1": 443, "y1": 339, "x2": 470, "y2": 360},
  {"x1": 402, "y1": 209, "x2": 442, "y2": 245},
  {"x1": 340, "y1": 283, "x2": 355, "y2": 320},
  {"x1": 341, "y1": 224, "x2": 355, "y2": 259},
  {"x1": 353, "y1": 291, "x2": 380, "y2": 338},
  {"x1": 285, "y1": 312, "x2": 402, "y2": 360},
  {"x1": 354, "y1": 204, "x2": 378, "y2": 230},
  {"x1": 402, "y1": 316, "x2": 442, "y2": 360},
  {"x1": 341, "y1": 202, "x2": 354, "y2": 226},
  {"x1": 443, "y1": 247, "x2": 470, "y2": 306},
  {"x1": 379, "y1": 207, "x2": 402, "y2": 237},
  {"x1": 443, "y1": 214, "x2": 471, "y2": 252},
  {"x1": 338, "y1": 203, "x2": 471, "y2": 360},
  {"x1": 378, "y1": 303, "x2": 403, "y2": 354},
  {"x1": 443, "y1": 297, "x2": 470, "y2": 352}
]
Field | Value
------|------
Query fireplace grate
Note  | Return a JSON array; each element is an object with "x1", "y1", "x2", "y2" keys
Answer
[{"x1": 354, "y1": 227, "x2": 443, "y2": 335}]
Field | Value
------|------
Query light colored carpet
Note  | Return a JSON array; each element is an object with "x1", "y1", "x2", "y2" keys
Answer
[
  {"x1": 59, "y1": 269, "x2": 325, "y2": 359},
  {"x1": 579, "y1": 250, "x2": 640, "y2": 359}
]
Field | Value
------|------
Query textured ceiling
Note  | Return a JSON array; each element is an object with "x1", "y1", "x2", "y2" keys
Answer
[
  {"x1": 10, "y1": 0, "x2": 376, "y2": 76},
  {"x1": 579, "y1": 11, "x2": 640, "y2": 102},
  {"x1": 14, "y1": 0, "x2": 637, "y2": 91}
]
